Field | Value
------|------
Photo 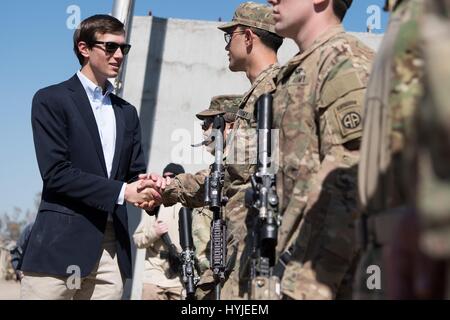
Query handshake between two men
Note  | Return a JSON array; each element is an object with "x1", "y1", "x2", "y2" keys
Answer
[{"x1": 124, "y1": 173, "x2": 171, "y2": 211}]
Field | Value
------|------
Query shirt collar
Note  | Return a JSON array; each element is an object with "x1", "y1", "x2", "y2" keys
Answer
[{"x1": 76, "y1": 71, "x2": 114, "y2": 101}]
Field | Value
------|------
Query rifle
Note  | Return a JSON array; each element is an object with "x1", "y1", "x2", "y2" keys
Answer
[
  {"x1": 245, "y1": 93, "x2": 281, "y2": 300},
  {"x1": 156, "y1": 208, "x2": 181, "y2": 278},
  {"x1": 178, "y1": 207, "x2": 200, "y2": 300},
  {"x1": 160, "y1": 233, "x2": 181, "y2": 279},
  {"x1": 204, "y1": 115, "x2": 228, "y2": 300}
]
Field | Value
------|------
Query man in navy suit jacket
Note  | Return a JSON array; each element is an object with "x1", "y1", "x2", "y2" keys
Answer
[{"x1": 21, "y1": 14, "x2": 163, "y2": 300}]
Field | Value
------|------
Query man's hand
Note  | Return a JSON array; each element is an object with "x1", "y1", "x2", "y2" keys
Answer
[
  {"x1": 133, "y1": 173, "x2": 172, "y2": 211},
  {"x1": 16, "y1": 270, "x2": 24, "y2": 282},
  {"x1": 124, "y1": 179, "x2": 161, "y2": 209},
  {"x1": 138, "y1": 173, "x2": 171, "y2": 191},
  {"x1": 154, "y1": 220, "x2": 169, "y2": 237}
]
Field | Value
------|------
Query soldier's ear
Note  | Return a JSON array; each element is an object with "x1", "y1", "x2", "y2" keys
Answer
[{"x1": 244, "y1": 28, "x2": 254, "y2": 46}]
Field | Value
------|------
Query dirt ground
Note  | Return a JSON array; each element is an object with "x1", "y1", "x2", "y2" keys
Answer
[{"x1": 0, "y1": 280, "x2": 21, "y2": 300}]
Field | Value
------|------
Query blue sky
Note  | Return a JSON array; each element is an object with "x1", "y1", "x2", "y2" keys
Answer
[{"x1": 0, "y1": 0, "x2": 388, "y2": 216}]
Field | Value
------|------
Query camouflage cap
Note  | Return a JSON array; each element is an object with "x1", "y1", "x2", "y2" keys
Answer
[
  {"x1": 196, "y1": 95, "x2": 242, "y2": 120},
  {"x1": 218, "y1": 2, "x2": 276, "y2": 34}
]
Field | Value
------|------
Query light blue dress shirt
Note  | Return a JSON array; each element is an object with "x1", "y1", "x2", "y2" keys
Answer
[{"x1": 77, "y1": 71, "x2": 126, "y2": 208}]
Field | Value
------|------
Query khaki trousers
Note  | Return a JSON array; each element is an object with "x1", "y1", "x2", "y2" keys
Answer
[
  {"x1": 21, "y1": 221, "x2": 124, "y2": 300},
  {"x1": 141, "y1": 283, "x2": 183, "y2": 300}
]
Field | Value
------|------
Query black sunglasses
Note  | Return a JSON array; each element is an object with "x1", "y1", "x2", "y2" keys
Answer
[
  {"x1": 224, "y1": 30, "x2": 246, "y2": 44},
  {"x1": 201, "y1": 118, "x2": 214, "y2": 131},
  {"x1": 93, "y1": 41, "x2": 131, "y2": 55}
]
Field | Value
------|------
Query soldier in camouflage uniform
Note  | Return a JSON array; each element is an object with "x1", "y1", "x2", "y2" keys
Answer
[
  {"x1": 413, "y1": 0, "x2": 450, "y2": 298},
  {"x1": 267, "y1": 0, "x2": 374, "y2": 299},
  {"x1": 161, "y1": 95, "x2": 242, "y2": 209},
  {"x1": 160, "y1": 2, "x2": 283, "y2": 299},
  {"x1": 381, "y1": 0, "x2": 450, "y2": 299},
  {"x1": 161, "y1": 95, "x2": 241, "y2": 299},
  {"x1": 353, "y1": 0, "x2": 427, "y2": 299},
  {"x1": 217, "y1": 1, "x2": 283, "y2": 299}
]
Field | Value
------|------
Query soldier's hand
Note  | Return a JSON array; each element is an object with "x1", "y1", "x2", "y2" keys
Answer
[
  {"x1": 125, "y1": 180, "x2": 160, "y2": 205},
  {"x1": 138, "y1": 173, "x2": 168, "y2": 194},
  {"x1": 154, "y1": 220, "x2": 169, "y2": 237}
]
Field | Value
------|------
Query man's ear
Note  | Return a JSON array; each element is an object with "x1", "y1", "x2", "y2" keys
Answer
[
  {"x1": 312, "y1": 0, "x2": 330, "y2": 14},
  {"x1": 244, "y1": 28, "x2": 254, "y2": 47},
  {"x1": 77, "y1": 41, "x2": 90, "y2": 60}
]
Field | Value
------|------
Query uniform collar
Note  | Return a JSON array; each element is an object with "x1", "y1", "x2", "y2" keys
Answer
[
  {"x1": 238, "y1": 63, "x2": 280, "y2": 109},
  {"x1": 278, "y1": 24, "x2": 345, "y2": 81},
  {"x1": 252, "y1": 63, "x2": 280, "y2": 87},
  {"x1": 295, "y1": 24, "x2": 344, "y2": 64}
]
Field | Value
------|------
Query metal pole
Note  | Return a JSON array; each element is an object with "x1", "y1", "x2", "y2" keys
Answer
[
  {"x1": 111, "y1": 0, "x2": 135, "y2": 97},
  {"x1": 110, "y1": 0, "x2": 136, "y2": 300}
]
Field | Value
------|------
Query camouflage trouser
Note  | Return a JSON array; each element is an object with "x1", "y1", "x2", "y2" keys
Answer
[
  {"x1": 195, "y1": 246, "x2": 245, "y2": 300},
  {"x1": 194, "y1": 192, "x2": 252, "y2": 300},
  {"x1": 222, "y1": 249, "x2": 247, "y2": 300}
]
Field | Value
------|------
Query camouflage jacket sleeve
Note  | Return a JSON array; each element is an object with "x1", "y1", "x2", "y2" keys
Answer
[{"x1": 162, "y1": 169, "x2": 209, "y2": 208}]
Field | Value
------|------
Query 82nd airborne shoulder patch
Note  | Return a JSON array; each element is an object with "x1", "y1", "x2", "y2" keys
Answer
[{"x1": 333, "y1": 100, "x2": 363, "y2": 142}]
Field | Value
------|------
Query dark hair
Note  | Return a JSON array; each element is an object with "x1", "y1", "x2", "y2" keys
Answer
[
  {"x1": 333, "y1": 0, "x2": 353, "y2": 21},
  {"x1": 163, "y1": 163, "x2": 185, "y2": 176},
  {"x1": 245, "y1": 27, "x2": 284, "y2": 53},
  {"x1": 73, "y1": 14, "x2": 125, "y2": 66}
]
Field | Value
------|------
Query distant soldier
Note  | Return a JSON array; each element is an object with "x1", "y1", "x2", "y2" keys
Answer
[
  {"x1": 267, "y1": 0, "x2": 374, "y2": 299},
  {"x1": 133, "y1": 163, "x2": 185, "y2": 300},
  {"x1": 159, "y1": 95, "x2": 241, "y2": 299},
  {"x1": 354, "y1": 0, "x2": 427, "y2": 299}
]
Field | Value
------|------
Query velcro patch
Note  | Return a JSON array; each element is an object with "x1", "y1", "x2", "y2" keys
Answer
[
  {"x1": 333, "y1": 100, "x2": 362, "y2": 141},
  {"x1": 321, "y1": 70, "x2": 364, "y2": 107},
  {"x1": 236, "y1": 109, "x2": 253, "y2": 121}
]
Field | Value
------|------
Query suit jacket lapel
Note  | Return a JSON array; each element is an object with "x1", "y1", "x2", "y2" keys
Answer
[
  {"x1": 67, "y1": 75, "x2": 108, "y2": 177},
  {"x1": 110, "y1": 95, "x2": 124, "y2": 180}
]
